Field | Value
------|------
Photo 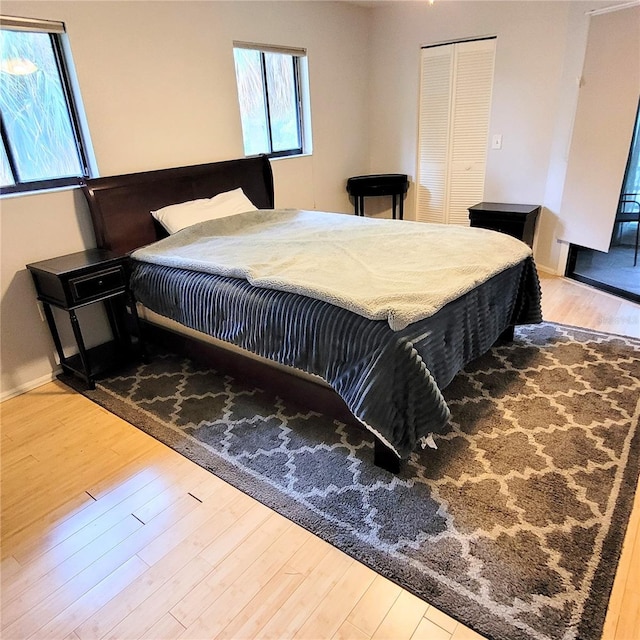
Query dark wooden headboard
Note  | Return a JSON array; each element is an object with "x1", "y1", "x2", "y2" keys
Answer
[{"x1": 81, "y1": 155, "x2": 274, "y2": 255}]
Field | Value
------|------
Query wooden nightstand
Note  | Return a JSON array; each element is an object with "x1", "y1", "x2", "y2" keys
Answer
[
  {"x1": 468, "y1": 202, "x2": 540, "y2": 248},
  {"x1": 27, "y1": 248, "x2": 145, "y2": 389}
]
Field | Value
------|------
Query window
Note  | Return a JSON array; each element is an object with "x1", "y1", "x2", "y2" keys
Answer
[
  {"x1": 0, "y1": 16, "x2": 91, "y2": 194},
  {"x1": 233, "y1": 43, "x2": 309, "y2": 158}
]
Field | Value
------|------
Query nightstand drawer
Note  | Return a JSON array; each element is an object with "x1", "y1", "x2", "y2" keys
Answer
[
  {"x1": 470, "y1": 219, "x2": 525, "y2": 238},
  {"x1": 70, "y1": 266, "x2": 126, "y2": 303}
]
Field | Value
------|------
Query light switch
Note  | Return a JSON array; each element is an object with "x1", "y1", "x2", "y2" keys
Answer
[{"x1": 491, "y1": 134, "x2": 502, "y2": 150}]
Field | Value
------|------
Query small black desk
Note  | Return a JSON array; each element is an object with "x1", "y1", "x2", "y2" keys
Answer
[
  {"x1": 468, "y1": 202, "x2": 540, "y2": 249},
  {"x1": 27, "y1": 248, "x2": 145, "y2": 389},
  {"x1": 347, "y1": 174, "x2": 409, "y2": 220}
]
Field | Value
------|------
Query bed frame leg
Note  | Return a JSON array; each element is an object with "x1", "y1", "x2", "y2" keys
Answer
[
  {"x1": 374, "y1": 438, "x2": 401, "y2": 474},
  {"x1": 498, "y1": 324, "x2": 515, "y2": 344}
]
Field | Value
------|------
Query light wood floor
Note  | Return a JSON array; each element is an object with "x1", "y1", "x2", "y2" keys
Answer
[{"x1": 1, "y1": 273, "x2": 639, "y2": 640}]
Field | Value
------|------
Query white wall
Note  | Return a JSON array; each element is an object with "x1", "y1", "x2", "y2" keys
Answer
[
  {"x1": 1, "y1": 187, "x2": 112, "y2": 396},
  {"x1": 0, "y1": 0, "x2": 371, "y2": 399},
  {"x1": 1, "y1": 0, "x2": 627, "y2": 399},
  {"x1": 366, "y1": 0, "x2": 622, "y2": 271}
]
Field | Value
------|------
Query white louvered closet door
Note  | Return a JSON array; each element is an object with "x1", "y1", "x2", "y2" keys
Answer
[{"x1": 416, "y1": 39, "x2": 495, "y2": 225}]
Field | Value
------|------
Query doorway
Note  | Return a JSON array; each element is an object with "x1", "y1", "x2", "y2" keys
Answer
[{"x1": 566, "y1": 100, "x2": 640, "y2": 304}]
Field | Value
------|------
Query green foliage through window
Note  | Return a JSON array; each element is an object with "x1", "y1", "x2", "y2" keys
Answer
[
  {"x1": 0, "y1": 20, "x2": 90, "y2": 194},
  {"x1": 233, "y1": 45, "x2": 305, "y2": 158}
]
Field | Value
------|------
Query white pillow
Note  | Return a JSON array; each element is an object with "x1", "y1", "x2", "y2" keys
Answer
[{"x1": 151, "y1": 187, "x2": 257, "y2": 234}]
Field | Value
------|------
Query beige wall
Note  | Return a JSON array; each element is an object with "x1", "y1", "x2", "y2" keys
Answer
[
  {"x1": 0, "y1": 0, "x2": 371, "y2": 398},
  {"x1": 365, "y1": 0, "x2": 624, "y2": 272},
  {"x1": 0, "y1": 0, "x2": 627, "y2": 399}
]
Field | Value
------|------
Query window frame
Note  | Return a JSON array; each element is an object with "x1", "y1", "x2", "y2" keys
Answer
[
  {"x1": 233, "y1": 42, "x2": 308, "y2": 159},
  {"x1": 0, "y1": 16, "x2": 92, "y2": 195}
]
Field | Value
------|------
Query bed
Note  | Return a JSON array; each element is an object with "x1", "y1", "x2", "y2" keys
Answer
[{"x1": 81, "y1": 155, "x2": 542, "y2": 473}]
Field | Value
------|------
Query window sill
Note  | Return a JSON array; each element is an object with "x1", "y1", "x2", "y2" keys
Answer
[
  {"x1": 268, "y1": 152, "x2": 313, "y2": 162},
  {"x1": 0, "y1": 183, "x2": 81, "y2": 199}
]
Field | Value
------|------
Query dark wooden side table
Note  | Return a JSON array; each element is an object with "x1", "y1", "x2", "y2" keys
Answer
[
  {"x1": 468, "y1": 202, "x2": 540, "y2": 249},
  {"x1": 347, "y1": 174, "x2": 409, "y2": 220},
  {"x1": 27, "y1": 248, "x2": 145, "y2": 389}
]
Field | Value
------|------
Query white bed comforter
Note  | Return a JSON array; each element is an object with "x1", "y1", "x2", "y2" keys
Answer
[{"x1": 132, "y1": 209, "x2": 532, "y2": 331}]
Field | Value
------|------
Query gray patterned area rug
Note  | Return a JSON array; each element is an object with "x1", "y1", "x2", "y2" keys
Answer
[{"x1": 66, "y1": 322, "x2": 640, "y2": 640}]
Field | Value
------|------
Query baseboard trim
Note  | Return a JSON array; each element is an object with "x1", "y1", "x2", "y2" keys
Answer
[
  {"x1": 535, "y1": 264, "x2": 560, "y2": 276},
  {"x1": 1, "y1": 370, "x2": 61, "y2": 402}
]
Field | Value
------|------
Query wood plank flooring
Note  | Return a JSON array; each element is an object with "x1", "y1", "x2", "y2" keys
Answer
[{"x1": 2, "y1": 273, "x2": 639, "y2": 640}]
